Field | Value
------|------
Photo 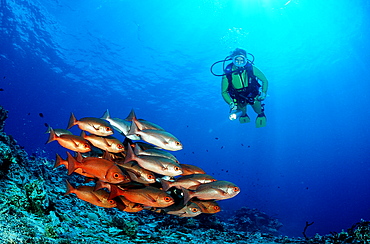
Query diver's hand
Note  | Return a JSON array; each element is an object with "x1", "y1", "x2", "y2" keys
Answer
[
  {"x1": 256, "y1": 92, "x2": 266, "y2": 101},
  {"x1": 229, "y1": 102, "x2": 237, "y2": 111}
]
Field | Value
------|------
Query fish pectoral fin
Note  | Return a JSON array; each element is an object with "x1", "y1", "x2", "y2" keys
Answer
[
  {"x1": 90, "y1": 123, "x2": 101, "y2": 131},
  {"x1": 72, "y1": 139, "x2": 81, "y2": 147},
  {"x1": 103, "y1": 138, "x2": 112, "y2": 146},
  {"x1": 143, "y1": 194, "x2": 157, "y2": 203},
  {"x1": 126, "y1": 168, "x2": 142, "y2": 178},
  {"x1": 211, "y1": 187, "x2": 228, "y2": 196}
]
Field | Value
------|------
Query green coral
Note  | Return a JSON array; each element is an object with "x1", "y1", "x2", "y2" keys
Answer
[
  {"x1": 24, "y1": 178, "x2": 49, "y2": 215},
  {"x1": 352, "y1": 219, "x2": 370, "y2": 241},
  {"x1": 1, "y1": 178, "x2": 49, "y2": 216}
]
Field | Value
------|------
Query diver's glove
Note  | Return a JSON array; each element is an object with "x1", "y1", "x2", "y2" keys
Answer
[{"x1": 256, "y1": 92, "x2": 266, "y2": 101}]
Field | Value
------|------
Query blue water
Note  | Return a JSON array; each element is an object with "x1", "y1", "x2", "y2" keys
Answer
[{"x1": 1, "y1": 0, "x2": 370, "y2": 238}]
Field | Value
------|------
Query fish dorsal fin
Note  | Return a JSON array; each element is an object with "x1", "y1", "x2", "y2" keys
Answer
[
  {"x1": 101, "y1": 109, "x2": 110, "y2": 120},
  {"x1": 134, "y1": 143, "x2": 144, "y2": 155},
  {"x1": 79, "y1": 130, "x2": 87, "y2": 138},
  {"x1": 125, "y1": 109, "x2": 136, "y2": 121}
]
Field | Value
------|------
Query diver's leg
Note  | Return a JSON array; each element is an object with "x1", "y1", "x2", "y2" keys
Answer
[
  {"x1": 239, "y1": 105, "x2": 250, "y2": 123},
  {"x1": 252, "y1": 101, "x2": 266, "y2": 127}
]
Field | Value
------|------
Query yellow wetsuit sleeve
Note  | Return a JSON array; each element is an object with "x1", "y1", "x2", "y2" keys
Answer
[
  {"x1": 253, "y1": 66, "x2": 268, "y2": 94},
  {"x1": 221, "y1": 75, "x2": 233, "y2": 104}
]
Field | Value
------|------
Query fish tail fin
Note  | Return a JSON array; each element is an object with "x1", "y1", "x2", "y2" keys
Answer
[
  {"x1": 66, "y1": 151, "x2": 78, "y2": 175},
  {"x1": 125, "y1": 108, "x2": 136, "y2": 121},
  {"x1": 181, "y1": 187, "x2": 192, "y2": 205},
  {"x1": 54, "y1": 153, "x2": 64, "y2": 169},
  {"x1": 64, "y1": 180, "x2": 74, "y2": 196},
  {"x1": 45, "y1": 125, "x2": 53, "y2": 134},
  {"x1": 46, "y1": 128, "x2": 57, "y2": 144},
  {"x1": 94, "y1": 180, "x2": 109, "y2": 191},
  {"x1": 101, "y1": 109, "x2": 110, "y2": 120},
  {"x1": 160, "y1": 179, "x2": 172, "y2": 191},
  {"x1": 123, "y1": 144, "x2": 136, "y2": 164},
  {"x1": 67, "y1": 112, "x2": 77, "y2": 129},
  {"x1": 108, "y1": 184, "x2": 121, "y2": 200}
]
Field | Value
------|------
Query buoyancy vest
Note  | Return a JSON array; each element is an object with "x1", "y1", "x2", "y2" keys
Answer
[{"x1": 225, "y1": 63, "x2": 261, "y2": 105}]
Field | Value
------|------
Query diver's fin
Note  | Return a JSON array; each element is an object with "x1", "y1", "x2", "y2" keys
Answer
[
  {"x1": 255, "y1": 114, "x2": 266, "y2": 128},
  {"x1": 239, "y1": 115, "x2": 251, "y2": 124}
]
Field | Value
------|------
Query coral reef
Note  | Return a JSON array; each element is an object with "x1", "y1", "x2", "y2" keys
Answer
[
  {"x1": 227, "y1": 207, "x2": 283, "y2": 235},
  {"x1": 0, "y1": 105, "x2": 368, "y2": 243}
]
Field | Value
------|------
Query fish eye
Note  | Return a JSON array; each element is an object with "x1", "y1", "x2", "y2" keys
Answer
[
  {"x1": 233, "y1": 187, "x2": 240, "y2": 192},
  {"x1": 84, "y1": 144, "x2": 90, "y2": 148},
  {"x1": 214, "y1": 206, "x2": 220, "y2": 211},
  {"x1": 106, "y1": 127, "x2": 112, "y2": 131},
  {"x1": 176, "y1": 142, "x2": 181, "y2": 146},
  {"x1": 191, "y1": 208, "x2": 198, "y2": 213},
  {"x1": 109, "y1": 200, "x2": 116, "y2": 205},
  {"x1": 113, "y1": 173, "x2": 121, "y2": 179},
  {"x1": 164, "y1": 197, "x2": 172, "y2": 202},
  {"x1": 174, "y1": 166, "x2": 181, "y2": 171},
  {"x1": 147, "y1": 174, "x2": 155, "y2": 179},
  {"x1": 117, "y1": 144, "x2": 124, "y2": 149}
]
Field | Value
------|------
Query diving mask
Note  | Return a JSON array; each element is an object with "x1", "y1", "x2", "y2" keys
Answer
[{"x1": 232, "y1": 55, "x2": 247, "y2": 67}]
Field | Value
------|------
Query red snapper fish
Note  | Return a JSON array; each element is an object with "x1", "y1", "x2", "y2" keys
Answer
[
  {"x1": 54, "y1": 153, "x2": 95, "y2": 179},
  {"x1": 182, "y1": 180, "x2": 240, "y2": 204},
  {"x1": 80, "y1": 131, "x2": 124, "y2": 153},
  {"x1": 125, "y1": 109, "x2": 165, "y2": 131},
  {"x1": 64, "y1": 180, "x2": 116, "y2": 208},
  {"x1": 67, "y1": 113, "x2": 114, "y2": 136},
  {"x1": 46, "y1": 128, "x2": 91, "y2": 153},
  {"x1": 67, "y1": 153, "x2": 128, "y2": 184},
  {"x1": 180, "y1": 164, "x2": 206, "y2": 175},
  {"x1": 124, "y1": 145, "x2": 183, "y2": 176},
  {"x1": 45, "y1": 126, "x2": 72, "y2": 136},
  {"x1": 165, "y1": 202, "x2": 202, "y2": 218},
  {"x1": 116, "y1": 160, "x2": 156, "y2": 184},
  {"x1": 116, "y1": 196, "x2": 144, "y2": 213},
  {"x1": 100, "y1": 109, "x2": 139, "y2": 140},
  {"x1": 134, "y1": 144, "x2": 179, "y2": 163},
  {"x1": 127, "y1": 117, "x2": 183, "y2": 151},
  {"x1": 109, "y1": 184, "x2": 174, "y2": 208},
  {"x1": 191, "y1": 200, "x2": 221, "y2": 214},
  {"x1": 161, "y1": 174, "x2": 216, "y2": 191}
]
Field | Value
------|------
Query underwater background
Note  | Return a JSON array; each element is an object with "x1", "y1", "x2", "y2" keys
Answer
[{"x1": 1, "y1": 0, "x2": 369, "y2": 238}]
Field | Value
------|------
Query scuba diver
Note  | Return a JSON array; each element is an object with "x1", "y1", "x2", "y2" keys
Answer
[{"x1": 210, "y1": 48, "x2": 269, "y2": 128}]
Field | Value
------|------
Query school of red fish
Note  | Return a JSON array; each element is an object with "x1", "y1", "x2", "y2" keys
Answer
[{"x1": 46, "y1": 109, "x2": 240, "y2": 217}]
